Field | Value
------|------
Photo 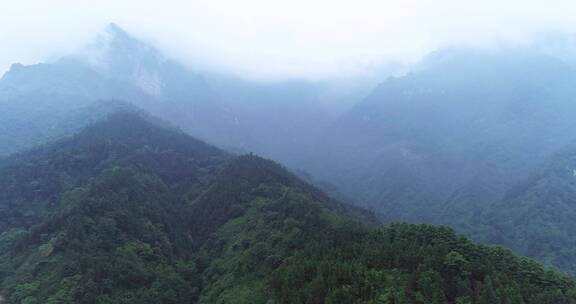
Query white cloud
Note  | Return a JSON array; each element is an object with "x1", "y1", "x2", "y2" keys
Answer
[{"x1": 1, "y1": 0, "x2": 576, "y2": 80}]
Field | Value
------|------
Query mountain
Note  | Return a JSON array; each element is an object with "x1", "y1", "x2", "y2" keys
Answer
[
  {"x1": 471, "y1": 144, "x2": 576, "y2": 275},
  {"x1": 0, "y1": 23, "x2": 238, "y2": 157},
  {"x1": 205, "y1": 75, "x2": 367, "y2": 165},
  {"x1": 305, "y1": 47, "x2": 576, "y2": 222},
  {"x1": 0, "y1": 111, "x2": 574, "y2": 303},
  {"x1": 0, "y1": 23, "x2": 371, "y2": 167}
]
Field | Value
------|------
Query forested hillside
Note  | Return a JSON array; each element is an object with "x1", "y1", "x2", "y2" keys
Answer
[
  {"x1": 296, "y1": 46, "x2": 576, "y2": 275},
  {"x1": 466, "y1": 145, "x2": 576, "y2": 275},
  {"x1": 0, "y1": 112, "x2": 573, "y2": 303}
]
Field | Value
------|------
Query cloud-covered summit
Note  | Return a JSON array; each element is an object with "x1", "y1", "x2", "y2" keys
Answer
[{"x1": 2, "y1": 0, "x2": 576, "y2": 80}]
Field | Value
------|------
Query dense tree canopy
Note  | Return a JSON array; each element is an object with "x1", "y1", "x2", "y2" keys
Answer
[{"x1": 0, "y1": 112, "x2": 574, "y2": 303}]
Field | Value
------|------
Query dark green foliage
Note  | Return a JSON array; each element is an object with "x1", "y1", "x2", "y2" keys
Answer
[
  {"x1": 0, "y1": 113, "x2": 227, "y2": 303},
  {"x1": 0, "y1": 112, "x2": 574, "y2": 303}
]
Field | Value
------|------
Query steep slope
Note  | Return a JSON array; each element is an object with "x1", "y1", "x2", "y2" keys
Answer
[
  {"x1": 306, "y1": 47, "x2": 576, "y2": 224},
  {"x1": 0, "y1": 112, "x2": 230, "y2": 303},
  {"x1": 472, "y1": 144, "x2": 576, "y2": 275},
  {"x1": 0, "y1": 23, "x2": 369, "y2": 164},
  {"x1": 0, "y1": 112, "x2": 574, "y2": 303},
  {"x1": 0, "y1": 23, "x2": 236, "y2": 157}
]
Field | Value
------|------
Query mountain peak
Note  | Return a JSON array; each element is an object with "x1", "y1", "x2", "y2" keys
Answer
[
  {"x1": 76, "y1": 110, "x2": 222, "y2": 157},
  {"x1": 79, "y1": 22, "x2": 169, "y2": 95},
  {"x1": 105, "y1": 22, "x2": 128, "y2": 37},
  {"x1": 101, "y1": 22, "x2": 145, "y2": 51},
  {"x1": 103, "y1": 22, "x2": 140, "y2": 48}
]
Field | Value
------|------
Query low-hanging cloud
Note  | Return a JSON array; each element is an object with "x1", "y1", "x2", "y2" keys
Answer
[{"x1": 1, "y1": 0, "x2": 576, "y2": 80}]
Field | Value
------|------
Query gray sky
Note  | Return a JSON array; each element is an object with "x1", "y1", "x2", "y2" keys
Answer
[{"x1": 1, "y1": 0, "x2": 576, "y2": 80}]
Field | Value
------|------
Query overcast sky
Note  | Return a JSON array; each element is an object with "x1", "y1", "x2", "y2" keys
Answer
[{"x1": 1, "y1": 0, "x2": 576, "y2": 80}]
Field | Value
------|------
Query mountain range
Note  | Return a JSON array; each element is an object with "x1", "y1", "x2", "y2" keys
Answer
[
  {"x1": 0, "y1": 23, "x2": 366, "y2": 165},
  {"x1": 3, "y1": 23, "x2": 576, "y2": 286},
  {"x1": 0, "y1": 112, "x2": 574, "y2": 303},
  {"x1": 301, "y1": 46, "x2": 576, "y2": 274}
]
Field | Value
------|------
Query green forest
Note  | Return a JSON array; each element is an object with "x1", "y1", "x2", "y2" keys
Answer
[{"x1": 0, "y1": 113, "x2": 574, "y2": 303}]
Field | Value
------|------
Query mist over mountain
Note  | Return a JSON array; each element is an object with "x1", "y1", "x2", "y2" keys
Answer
[
  {"x1": 306, "y1": 46, "x2": 576, "y2": 219},
  {"x1": 0, "y1": 24, "x2": 373, "y2": 166},
  {"x1": 475, "y1": 144, "x2": 576, "y2": 274},
  {"x1": 295, "y1": 44, "x2": 576, "y2": 274},
  {"x1": 5, "y1": 15, "x2": 576, "y2": 303},
  {"x1": 0, "y1": 24, "x2": 236, "y2": 156}
]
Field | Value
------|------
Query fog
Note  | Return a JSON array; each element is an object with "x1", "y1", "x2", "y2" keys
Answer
[
  {"x1": 6, "y1": 1, "x2": 576, "y2": 299},
  {"x1": 2, "y1": 0, "x2": 576, "y2": 80}
]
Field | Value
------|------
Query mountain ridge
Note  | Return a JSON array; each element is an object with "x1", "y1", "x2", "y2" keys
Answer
[{"x1": 0, "y1": 111, "x2": 574, "y2": 303}]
